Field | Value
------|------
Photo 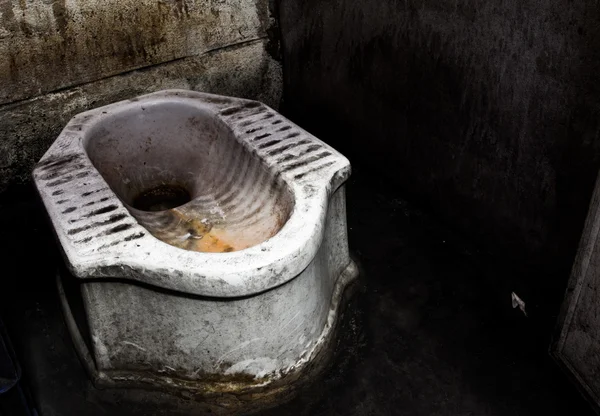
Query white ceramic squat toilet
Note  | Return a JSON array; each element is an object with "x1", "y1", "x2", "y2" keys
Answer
[{"x1": 32, "y1": 90, "x2": 357, "y2": 408}]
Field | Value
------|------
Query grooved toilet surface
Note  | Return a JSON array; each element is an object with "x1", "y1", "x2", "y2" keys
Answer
[
  {"x1": 34, "y1": 91, "x2": 345, "y2": 257},
  {"x1": 32, "y1": 90, "x2": 353, "y2": 299},
  {"x1": 0, "y1": 169, "x2": 593, "y2": 416}
]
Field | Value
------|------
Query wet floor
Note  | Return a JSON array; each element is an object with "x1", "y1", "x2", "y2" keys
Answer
[{"x1": 0, "y1": 167, "x2": 593, "y2": 415}]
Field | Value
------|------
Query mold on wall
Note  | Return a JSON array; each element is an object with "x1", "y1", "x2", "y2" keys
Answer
[
  {"x1": 0, "y1": 0, "x2": 282, "y2": 191},
  {"x1": 278, "y1": 0, "x2": 600, "y2": 301}
]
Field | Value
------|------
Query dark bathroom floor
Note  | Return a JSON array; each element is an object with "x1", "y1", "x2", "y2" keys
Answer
[{"x1": 0, "y1": 168, "x2": 593, "y2": 415}]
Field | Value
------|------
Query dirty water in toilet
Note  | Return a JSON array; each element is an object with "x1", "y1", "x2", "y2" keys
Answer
[
  {"x1": 133, "y1": 184, "x2": 192, "y2": 212},
  {"x1": 130, "y1": 181, "x2": 289, "y2": 253},
  {"x1": 80, "y1": 99, "x2": 297, "y2": 254}
]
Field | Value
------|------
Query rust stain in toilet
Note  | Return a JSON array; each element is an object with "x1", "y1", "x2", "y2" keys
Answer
[
  {"x1": 129, "y1": 174, "x2": 291, "y2": 253},
  {"x1": 193, "y1": 232, "x2": 235, "y2": 253},
  {"x1": 169, "y1": 209, "x2": 236, "y2": 253},
  {"x1": 150, "y1": 208, "x2": 283, "y2": 254}
]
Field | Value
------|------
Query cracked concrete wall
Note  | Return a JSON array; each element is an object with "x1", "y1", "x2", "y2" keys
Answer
[
  {"x1": 279, "y1": 0, "x2": 600, "y2": 280},
  {"x1": 0, "y1": 0, "x2": 282, "y2": 190}
]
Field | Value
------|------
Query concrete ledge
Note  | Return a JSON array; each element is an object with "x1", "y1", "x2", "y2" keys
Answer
[{"x1": 0, "y1": 39, "x2": 282, "y2": 192}]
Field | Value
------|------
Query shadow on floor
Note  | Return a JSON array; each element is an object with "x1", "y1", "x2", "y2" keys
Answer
[{"x1": 0, "y1": 169, "x2": 593, "y2": 415}]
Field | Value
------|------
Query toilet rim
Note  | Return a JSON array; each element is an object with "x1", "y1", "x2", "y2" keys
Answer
[{"x1": 33, "y1": 90, "x2": 351, "y2": 298}]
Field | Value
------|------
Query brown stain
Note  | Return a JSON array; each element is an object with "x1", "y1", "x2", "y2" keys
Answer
[
  {"x1": 1, "y1": 0, "x2": 218, "y2": 104},
  {"x1": 107, "y1": 366, "x2": 305, "y2": 415},
  {"x1": 7, "y1": 52, "x2": 17, "y2": 82},
  {"x1": 0, "y1": 0, "x2": 271, "y2": 104},
  {"x1": 194, "y1": 231, "x2": 235, "y2": 253},
  {"x1": 0, "y1": 0, "x2": 268, "y2": 105},
  {"x1": 110, "y1": 366, "x2": 270, "y2": 391},
  {"x1": 16, "y1": 0, "x2": 32, "y2": 36},
  {"x1": 172, "y1": 0, "x2": 189, "y2": 19},
  {"x1": 171, "y1": 211, "x2": 236, "y2": 253},
  {"x1": 141, "y1": 208, "x2": 239, "y2": 253},
  {"x1": 0, "y1": 0, "x2": 17, "y2": 32},
  {"x1": 51, "y1": 0, "x2": 68, "y2": 37},
  {"x1": 18, "y1": 19, "x2": 31, "y2": 36},
  {"x1": 141, "y1": 206, "x2": 285, "y2": 254},
  {"x1": 91, "y1": 283, "x2": 354, "y2": 415}
]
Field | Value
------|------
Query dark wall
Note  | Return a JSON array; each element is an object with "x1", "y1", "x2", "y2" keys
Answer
[{"x1": 279, "y1": 0, "x2": 600, "y2": 281}]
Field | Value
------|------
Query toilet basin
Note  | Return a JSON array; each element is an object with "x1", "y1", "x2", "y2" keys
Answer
[
  {"x1": 83, "y1": 98, "x2": 294, "y2": 254},
  {"x1": 32, "y1": 90, "x2": 357, "y2": 411}
]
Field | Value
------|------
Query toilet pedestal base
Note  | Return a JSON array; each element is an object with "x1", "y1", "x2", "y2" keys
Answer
[{"x1": 57, "y1": 261, "x2": 358, "y2": 414}]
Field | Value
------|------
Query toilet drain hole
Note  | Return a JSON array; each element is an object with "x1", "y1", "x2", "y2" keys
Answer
[{"x1": 133, "y1": 184, "x2": 191, "y2": 212}]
